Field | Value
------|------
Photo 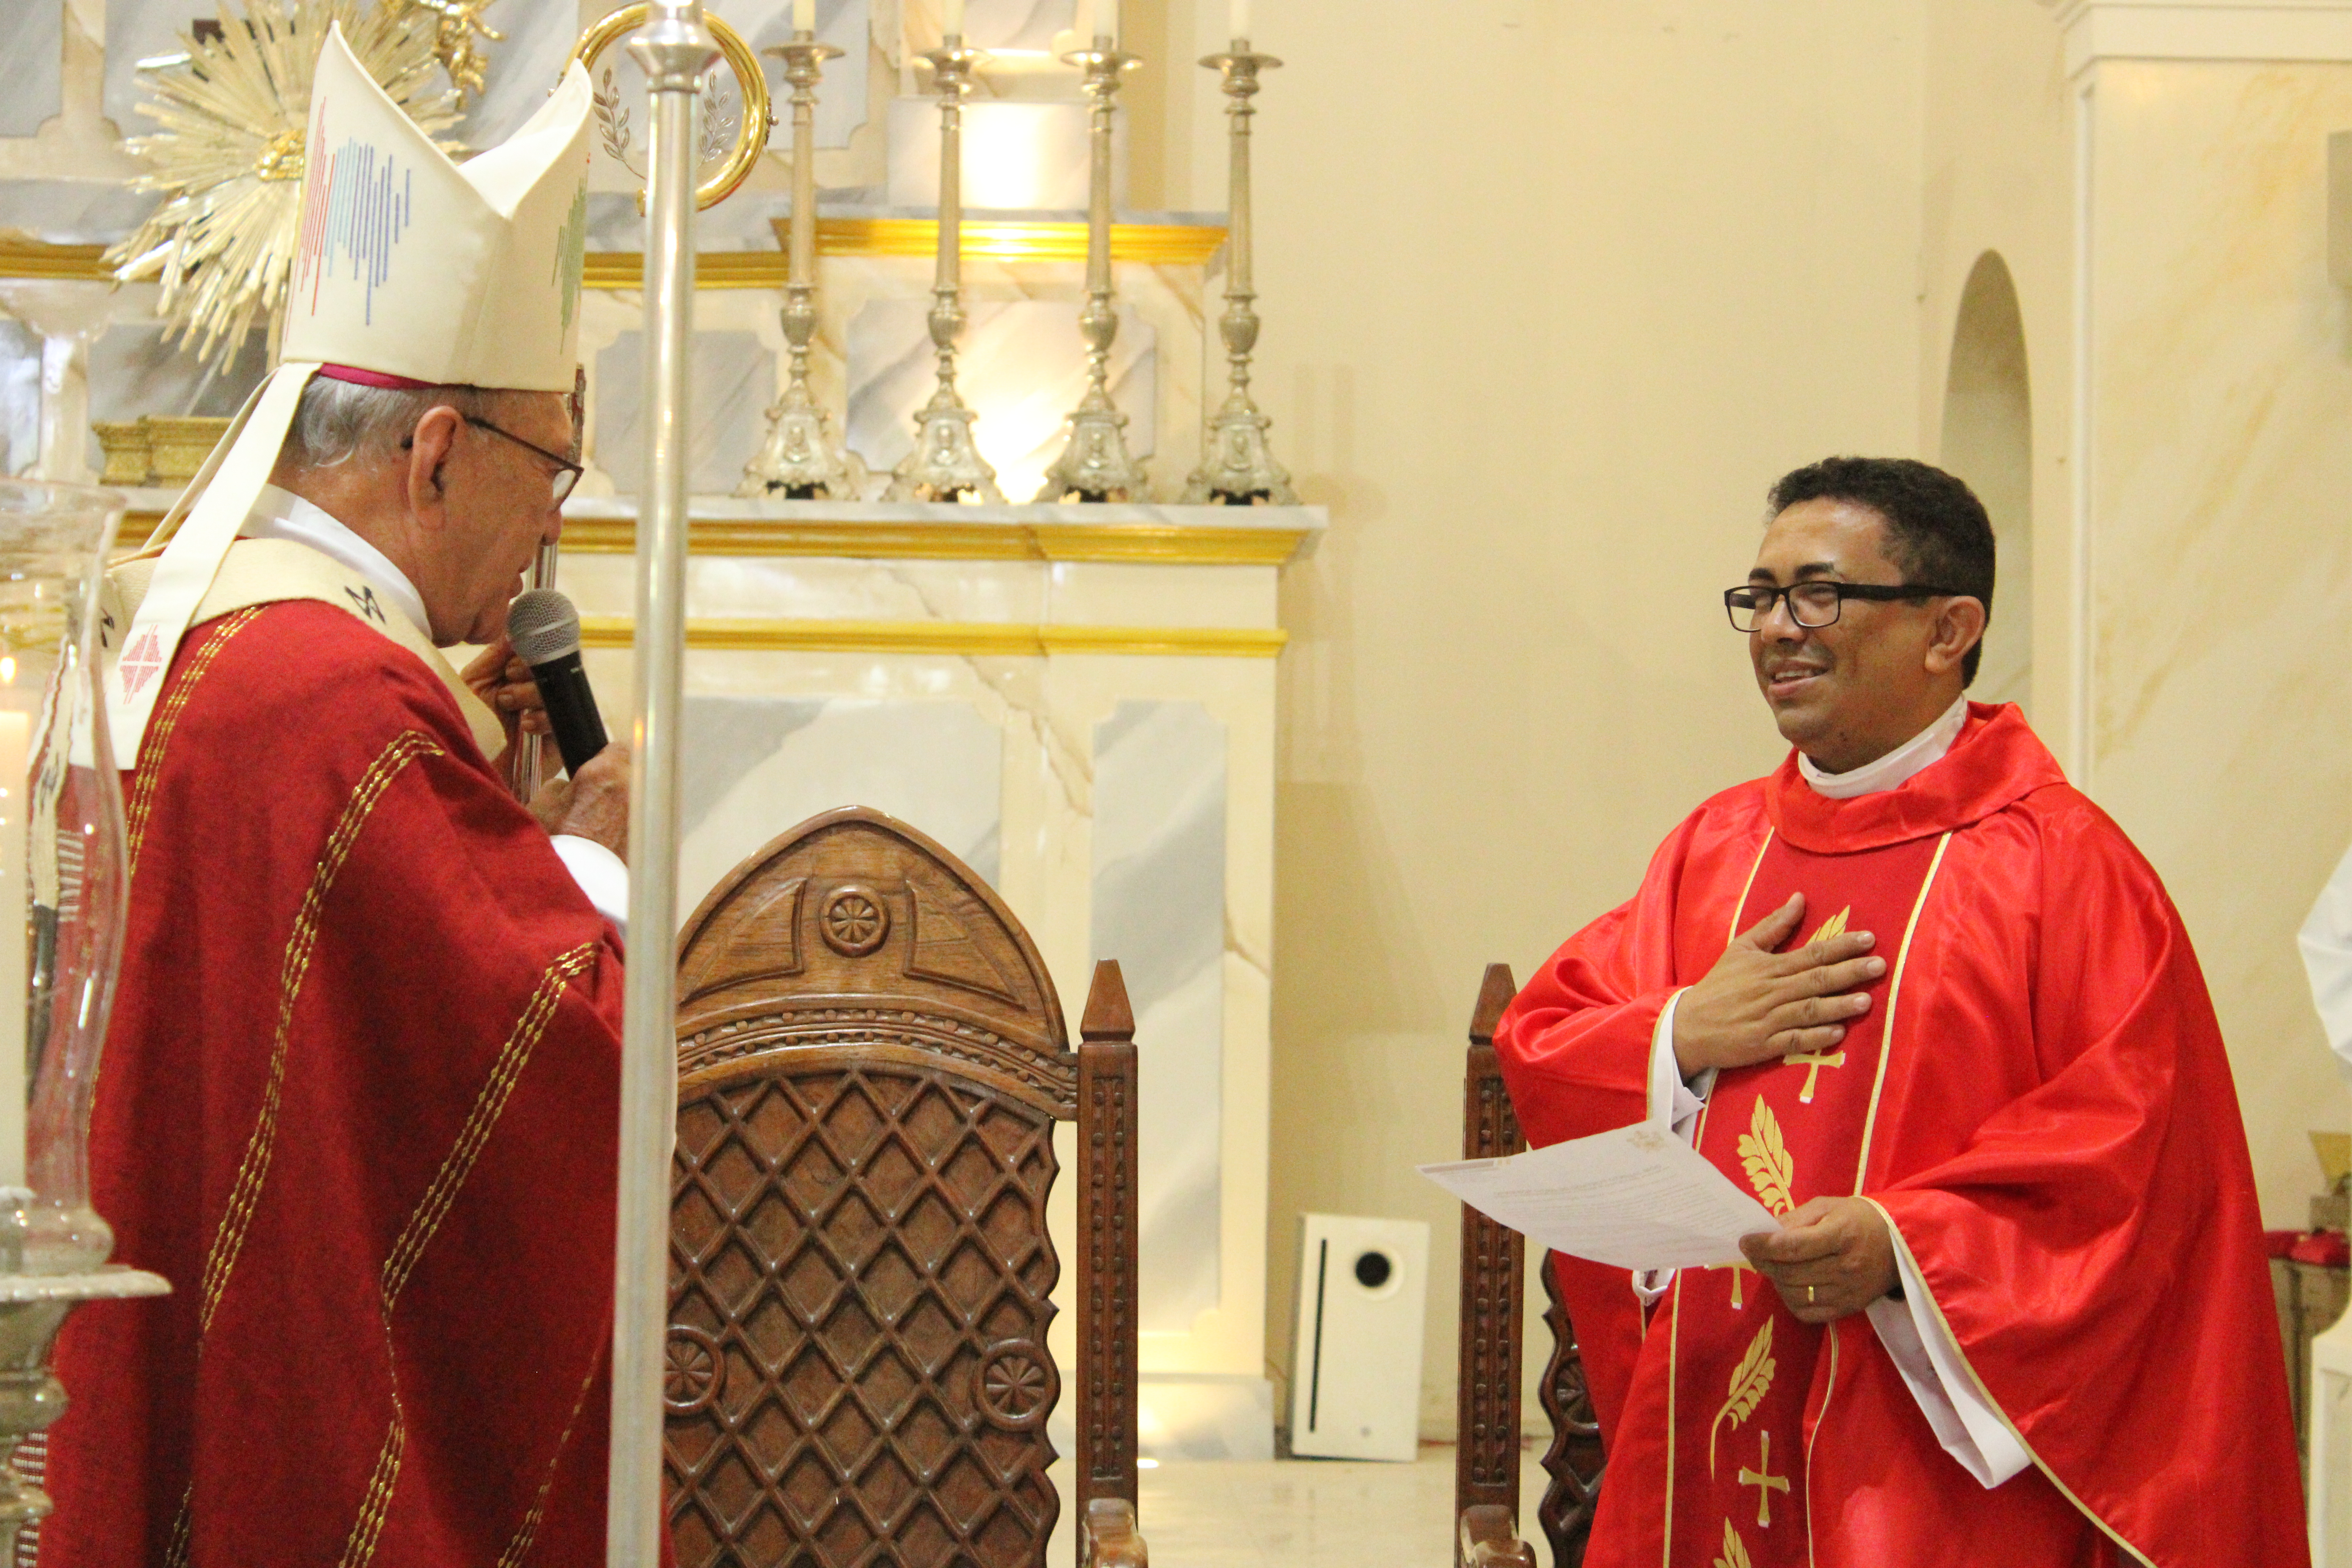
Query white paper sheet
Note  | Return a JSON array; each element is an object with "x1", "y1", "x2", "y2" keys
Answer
[{"x1": 1419, "y1": 1122, "x2": 1780, "y2": 1271}]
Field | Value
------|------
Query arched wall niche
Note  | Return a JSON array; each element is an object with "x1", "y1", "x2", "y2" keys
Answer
[{"x1": 1939, "y1": 250, "x2": 2033, "y2": 715}]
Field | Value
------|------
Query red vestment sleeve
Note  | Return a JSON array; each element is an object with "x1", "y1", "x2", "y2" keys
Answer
[
  {"x1": 1869, "y1": 793, "x2": 2303, "y2": 1568},
  {"x1": 47, "y1": 603, "x2": 633, "y2": 1568},
  {"x1": 1494, "y1": 808, "x2": 1722, "y2": 1446}
]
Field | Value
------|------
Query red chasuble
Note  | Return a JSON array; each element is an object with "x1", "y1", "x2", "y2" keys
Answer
[
  {"x1": 44, "y1": 601, "x2": 629, "y2": 1567},
  {"x1": 1494, "y1": 704, "x2": 2304, "y2": 1568}
]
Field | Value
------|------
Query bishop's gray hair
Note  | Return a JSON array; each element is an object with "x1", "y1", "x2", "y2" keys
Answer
[{"x1": 276, "y1": 377, "x2": 498, "y2": 472}]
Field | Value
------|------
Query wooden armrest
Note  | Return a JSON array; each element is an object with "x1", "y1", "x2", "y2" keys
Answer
[
  {"x1": 1459, "y1": 1504, "x2": 1536, "y2": 1568},
  {"x1": 1084, "y1": 1497, "x2": 1149, "y2": 1568}
]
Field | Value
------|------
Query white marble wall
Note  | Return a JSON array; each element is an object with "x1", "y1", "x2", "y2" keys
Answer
[
  {"x1": 677, "y1": 694, "x2": 1002, "y2": 914},
  {"x1": 595, "y1": 327, "x2": 773, "y2": 496},
  {"x1": 0, "y1": 3, "x2": 62, "y2": 140},
  {"x1": 1092, "y1": 699, "x2": 1226, "y2": 1333}
]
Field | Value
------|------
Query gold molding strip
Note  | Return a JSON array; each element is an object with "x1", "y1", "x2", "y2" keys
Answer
[
  {"x1": 577, "y1": 617, "x2": 1285, "y2": 658},
  {"x1": 7, "y1": 224, "x2": 1225, "y2": 289},
  {"x1": 579, "y1": 218, "x2": 1225, "y2": 290},
  {"x1": 555, "y1": 515, "x2": 1306, "y2": 565},
  {"x1": 0, "y1": 240, "x2": 110, "y2": 281}
]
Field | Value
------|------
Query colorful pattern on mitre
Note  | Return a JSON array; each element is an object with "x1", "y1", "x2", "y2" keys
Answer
[{"x1": 102, "y1": 21, "x2": 592, "y2": 765}]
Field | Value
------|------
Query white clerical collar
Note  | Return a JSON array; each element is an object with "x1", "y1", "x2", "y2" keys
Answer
[
  {"x1": 1799, "y1": 693, "x2": 1969, "y2": 799},
  {"x1": 240, "y1": 485, "x2": 432, "y2": 641}
]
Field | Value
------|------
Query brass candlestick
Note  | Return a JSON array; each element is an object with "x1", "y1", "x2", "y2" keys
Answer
[
  {"x1": 883, "y1": 37, "x2": 1003, "y2": 503},
  {"x1": 1036, "y1": 38, "x2": 1149, "y2": 503},
  {"x1": 740, "y1": 31, "x2": 864, "y2": 499},
  {"x1": 1183, "y1": 43, "x2": 1296, "y2": 506}
]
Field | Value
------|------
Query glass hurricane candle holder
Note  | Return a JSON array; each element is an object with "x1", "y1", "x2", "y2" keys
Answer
[{"x1": 0, "y1": 477, "x2": 167, "y2": 1555}]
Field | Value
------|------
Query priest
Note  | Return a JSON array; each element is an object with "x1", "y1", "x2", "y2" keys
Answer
[
  {"x1": 43, "y1": 29, "x2": 635, "y2": 1567},
  {"x1": 1495, "y1": 457, "x2": 2302, "y2": 1567}
]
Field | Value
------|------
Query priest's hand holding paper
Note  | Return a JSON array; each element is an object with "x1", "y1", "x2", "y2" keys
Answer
[
  {"x1": 1671, "y1": 891, "x2": 1886, "y2": 1076},
  {"x1": 1740, "y1": 1195, "x2": 1898, "y2": 1323}
]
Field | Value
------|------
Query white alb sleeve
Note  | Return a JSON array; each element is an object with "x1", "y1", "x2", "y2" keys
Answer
[
  {"x1": 1634, "y1": 991, "x2": 1713, "y2": 1307},
  {"x1": 1864, "y1": 1225, "x2": 2033, "y2": 1487},
  {"x1": 1646, "y1": 989, "x2": 1713, "y2": 1134},
  {"x1": 2300, "y1": 840, "x2": 2352, "y2": 1083},
  {"x1": 552, "y1": 834, "x2": 628, "y2": 938}
]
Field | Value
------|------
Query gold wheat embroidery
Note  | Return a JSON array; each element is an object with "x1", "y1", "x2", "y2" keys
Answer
[
  {"x1": 1738, "y1": 1096, "x2": 1797, "y2": 1216},
  {"x1": 1714, "y1": 1519, "x2": 1752, "y2": 1568},
  {"x1": 1805, "y1": 905, "x2": 1851, "y2": 946},
  {"x1": 1708, "y1": 1317, "x2": 1775, "y2": 1474}
]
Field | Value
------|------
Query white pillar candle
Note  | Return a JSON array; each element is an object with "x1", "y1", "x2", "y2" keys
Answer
[
  {"x1": 944, "y1": 0, "x2": 964, "y2": 38},
  {"x1": 1230, "y1": 0, "x2": 1249, "y2": 41},
  {"x1": 1099, "y1": 0, "x2": 1118, "y2": 42},
  {"x1": 794, "y1": 0, "x2": 815, "y2": 31},
  {"x1": 0, "y1": 709, "x2": 31, "y2": 1191}
]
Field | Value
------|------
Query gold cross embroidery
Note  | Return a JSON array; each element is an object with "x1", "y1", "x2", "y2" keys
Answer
[
  {"x1": 1718, "y1": 1258, "x2": 1755, "y2": 1308},
  {"x1": 1784, "y1": 1049, "x2": 1846, "y2": 1103},
  {"x1": 1738, "y1": 1431, "x2": 1790, "y2": 1528}
]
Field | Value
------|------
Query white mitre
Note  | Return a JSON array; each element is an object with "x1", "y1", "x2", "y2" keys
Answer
[{"x1": 104, "y1": 22, "x2": 592, "y2": 760}]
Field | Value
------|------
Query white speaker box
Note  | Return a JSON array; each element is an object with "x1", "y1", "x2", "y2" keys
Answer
[{"x1": 1287, "y1": 1212, "x2": 1430, "y2": 1461}]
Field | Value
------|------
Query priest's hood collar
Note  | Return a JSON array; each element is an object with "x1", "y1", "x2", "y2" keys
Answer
[{"x1": 1765, "y1": 702, "x2": 2068, "y2": 852}]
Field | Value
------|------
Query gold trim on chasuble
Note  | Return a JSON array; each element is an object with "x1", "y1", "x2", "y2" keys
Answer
[
  {"x1": 1661, "y1": 829, "x2": 1953, "y2": 1568},
  {"x1": 196, "y1": 730, "x2": 445, "y2": 1333},
  {"x1": 1859, "y1": 1199, "x2": 2154, "y2": 1566},
  {"x1": 123, "y1": 607, "x2": 265, "y2": 879},
  {"x1": 343, "y1": 942, "x2": 600, "y2": 1568},
  {"x1": 165, "y1": 728, "x2": 446, "y2": 1568}
]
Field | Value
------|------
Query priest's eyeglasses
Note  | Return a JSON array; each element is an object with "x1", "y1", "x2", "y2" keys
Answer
[
  {"x1": 1723, "y1": 580, "x2": 1966, "y2": 632},
  {"x1": 406, "y1": 417, "x2": 583, "y2": 505}
]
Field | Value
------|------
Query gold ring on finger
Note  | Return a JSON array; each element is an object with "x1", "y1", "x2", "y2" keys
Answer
[{"x1": 1806, "y1": 1284, "x2": 1816, "y2": 1305}]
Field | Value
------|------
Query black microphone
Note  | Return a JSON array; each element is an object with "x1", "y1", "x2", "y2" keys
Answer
[{"x1": 505, "y1": 588, "x2": 610, "y2": 777}]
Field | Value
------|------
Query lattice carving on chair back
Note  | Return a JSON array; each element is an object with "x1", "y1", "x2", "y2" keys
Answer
[{"x1": 666, "y1": 808, "x2": 1083, "y2": 1568}]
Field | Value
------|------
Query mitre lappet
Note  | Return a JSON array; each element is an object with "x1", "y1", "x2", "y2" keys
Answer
[{"x1": 102, "y1": 21, "x2": 593, "y2": 762}]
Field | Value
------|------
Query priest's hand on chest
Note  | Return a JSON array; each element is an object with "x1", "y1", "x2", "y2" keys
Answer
[
  {"x1": 1737, "y1": 1197, "x2": 1899, "y2": 1323},
  {"x1": 1671, "y1": 893, "x2": 1887, "y2": 1078}
]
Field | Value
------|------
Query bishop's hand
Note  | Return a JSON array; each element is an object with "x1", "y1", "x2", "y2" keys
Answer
[
  {"x1": 1671, "y1": 892, "x2": 1884, "y2": 1077},
  {"x1": 528, "y1": 741, "x2": 630, "y2": 859},
  {"x1": 1740, "y1": 1196, "x2": 1900, "y2": 1323},
  {"x1": 461, "y1": 635, "x2": 552, "y2": 748}
]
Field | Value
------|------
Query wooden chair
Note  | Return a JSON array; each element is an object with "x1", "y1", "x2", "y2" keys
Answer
[
  {"x1": 662, "y1": 806, "x2": 1146, "y2": 1568},
  {"x1": 1455, "y1": 963, "x2": 1606, "y2": 1568}
]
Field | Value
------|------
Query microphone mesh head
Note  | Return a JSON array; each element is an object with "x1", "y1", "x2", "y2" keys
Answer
[{"x1": 506, "y1": 588, "x2": 582, "y2": 664}]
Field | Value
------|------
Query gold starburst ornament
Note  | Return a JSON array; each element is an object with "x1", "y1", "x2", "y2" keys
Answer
[{"x1": 106, "y1": 2, "x2": 461, "y2": 369}]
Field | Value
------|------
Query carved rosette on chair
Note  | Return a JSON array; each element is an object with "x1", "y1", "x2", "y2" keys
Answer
[
  {"x1": 1036, "y1": 40, "x2": 1149, "y2": 503},
  {"x1": 662, "y1": 808, "x2": 1144, "y2": 1566},
  {"x1": 739, "y1": 33, "x2": 865, "y2": 500},
  {"x1": 0, "y1": 479, "x2": 170, "y2": 1556},
  {"x1": 1183, "y1": 44, "x2": 1297, "y2": 506},
  {"x1": 1455, "y1": 962, "x2": 1606, "y2": 1568},
  {"x1": 884, "y1": 42, "x2": 1004, "y2": 503}
]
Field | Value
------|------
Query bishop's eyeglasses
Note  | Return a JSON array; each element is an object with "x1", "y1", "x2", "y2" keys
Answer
[
  {"x1": 404, "y1": 416, "x2": 584, "y2": 505},
  {"x1": 1723, "y1": 580, "x2": 1967, "y2": 633}
]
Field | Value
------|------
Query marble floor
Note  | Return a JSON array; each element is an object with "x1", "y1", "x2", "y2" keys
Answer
[{"x1": 1123, "y1": 1445, "x2": 1559, "y2": 1568}]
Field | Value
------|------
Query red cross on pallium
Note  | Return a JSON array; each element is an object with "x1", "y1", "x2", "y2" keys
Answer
[{"x1": 119, "y1": 628, "x2": 165, "y2": 698}]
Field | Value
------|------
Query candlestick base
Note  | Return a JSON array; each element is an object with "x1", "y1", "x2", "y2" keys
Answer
[
  {"x1": 740, "y1": 386, "x2": 866, "y2": 500},
  {"x1": 1183, "y1": 394, "x2": 1296, "y2": 505},
  {"x1": 0, "y1": 1185, "x2": 168, "y2": 1560},
  {"x1": 1037, "y1": 393, "x2": 1150, "y2": 503},
  {"x1": 884, "y1": 383, "x2": 1004, "y2": 503}
]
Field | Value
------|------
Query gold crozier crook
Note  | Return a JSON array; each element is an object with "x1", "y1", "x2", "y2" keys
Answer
[{"x1": 570, "y1": 3, "x2": 775, "y2": 211}]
